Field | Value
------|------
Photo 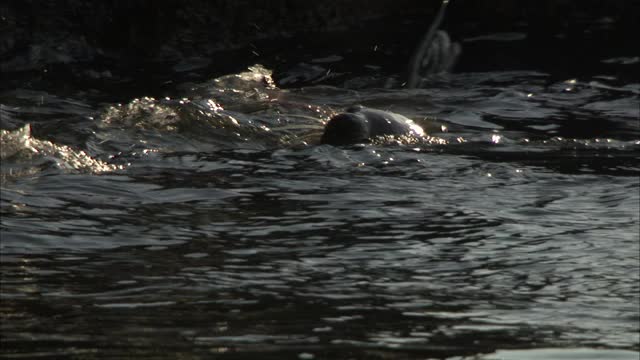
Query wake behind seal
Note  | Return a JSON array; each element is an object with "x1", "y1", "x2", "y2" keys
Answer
[{"x1": 320, "y1": 106, "x2": 425, "y2": 145}]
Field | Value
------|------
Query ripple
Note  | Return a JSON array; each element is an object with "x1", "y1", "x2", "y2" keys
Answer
[{"x1": 1, "y1": 68, "x2": 638, "y2": 357}]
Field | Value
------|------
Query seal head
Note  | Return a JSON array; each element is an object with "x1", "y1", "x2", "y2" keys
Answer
[
  {"x1": 321, "y1": 106, "x2": 424, "y2": 145},
  {"x1": 320, "y1": 112, "x2": 370, "y2": 145}
]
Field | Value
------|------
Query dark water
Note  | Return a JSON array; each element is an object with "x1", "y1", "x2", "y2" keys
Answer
[{"x1": 1, "y1": 52, "x2": 639, "y2": 359}]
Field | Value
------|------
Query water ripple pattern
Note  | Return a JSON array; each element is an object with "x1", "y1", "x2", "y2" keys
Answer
[{"x1": 1, "y1": 66, "x2": 638, "y2": 359}]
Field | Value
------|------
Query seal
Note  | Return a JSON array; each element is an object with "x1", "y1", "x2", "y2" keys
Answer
[{"x1": 320, "y1": 105, "x2": 425, "y2": 145}]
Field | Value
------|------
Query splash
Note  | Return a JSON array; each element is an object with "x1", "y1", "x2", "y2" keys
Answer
[
  {"x1": 97, "y1": 65, "x2": 332, "y2": 150},
  {"x1": 1, "y1": 124, "x2": 117, "y2": 182}
]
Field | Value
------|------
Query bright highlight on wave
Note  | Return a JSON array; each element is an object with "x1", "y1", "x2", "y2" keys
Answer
[{"x1": 1, "y1": 125, "x2": 119, "y2": 182}]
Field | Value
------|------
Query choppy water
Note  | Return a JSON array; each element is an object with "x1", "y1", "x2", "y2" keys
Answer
[{"x1": 1, "y1": 58, "x2": 639, "y2": 359}]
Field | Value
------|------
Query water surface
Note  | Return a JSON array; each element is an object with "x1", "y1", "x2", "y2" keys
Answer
[{"x1": 1, "y1": 57, "x2": 639, "y2": 359}]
